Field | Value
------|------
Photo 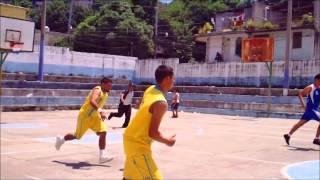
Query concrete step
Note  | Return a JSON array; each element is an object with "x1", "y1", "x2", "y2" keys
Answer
[
  {"x1": 0, "y1": 96, "x2": 119, "y2": 106},
  {"x1": 134, "y1": 85, "x2": 300, "y2": 96},
  {"x1": 179, "y1": 107, "x2": 302, "y2": 119},
  {"x1": 2, "y1": 72, "x2": 130, "y2": 84},
  {"x1": 131, "y1": 97, "x2": 302, "y2": 113},
  {"x1": 180, "y1": 100, "x2": 302, "y2": 113},
  {"x1": 1, "y1": 104, "x2": 118, "y2": 112},
  {"x1": 165, "y1": 92, "x2": 300, "y2": 105},
  {"x1": 1, "y1": 80, "x2": 127, "y2": 90},
  {"x1": 2, "y1": 88, "x2": 300, "y2": 105},
  {"x1": 1, "y1": 88, "x2": 124, "y2": 97}
]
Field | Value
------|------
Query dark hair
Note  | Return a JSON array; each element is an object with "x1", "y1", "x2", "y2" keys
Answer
[
  {"x1": 101, "y1": 77, "x2": 112, "y2": 84},
  {"x1": 155, "y1": 65, "x2": 174, "y2": 83},
  {"x1": 315, "y1": 73, "x2": 320, "y2": 80}
]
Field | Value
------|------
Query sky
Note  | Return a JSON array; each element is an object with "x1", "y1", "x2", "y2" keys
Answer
[{"x1": 159, "y1": 0, "x2": 173, "y2": 4}]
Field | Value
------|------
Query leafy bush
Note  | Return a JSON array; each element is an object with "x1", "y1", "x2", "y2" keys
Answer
[{"x1": 53, "y1": 37, "x2": 72, "y2": 48}]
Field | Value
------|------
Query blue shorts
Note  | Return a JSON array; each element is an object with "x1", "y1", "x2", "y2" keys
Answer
[{"x1": 301, "y1": 109, "x2": 320, "y2": 121}]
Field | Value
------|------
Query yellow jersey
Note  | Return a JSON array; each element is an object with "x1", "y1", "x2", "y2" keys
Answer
[
  {"x1": 80, "y1": 86, "x2": 109, "y2": 117},
  {"x1": 123, "y1": 85, "x2": 167, "y2": 156}
]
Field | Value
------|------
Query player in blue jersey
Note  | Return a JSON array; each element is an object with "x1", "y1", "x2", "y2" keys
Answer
[{"x1": 284, "y1": 73, "x2": 320, "y2": 146}]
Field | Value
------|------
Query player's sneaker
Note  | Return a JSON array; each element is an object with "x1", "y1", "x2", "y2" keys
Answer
[
  {"x1": 107, "y1": 113, "x2": 113, "y2": 120},
  {"x1": 283, "y1": 134, "x2": 290, "y2": 145},
  {"x1": 99, "y1": 156, "x2": 113, "y2": 164},
  {"x1": 55, "y1": 137, "x2": 64, "y2": 150},
  {"x1": 313, "y1": 139, "x2": 320, "y2": 145}
]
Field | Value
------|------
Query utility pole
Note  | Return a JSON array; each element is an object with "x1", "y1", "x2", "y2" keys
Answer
[
  {"x1": 154, "y1": 1, "x2": 159, "y2": 59},
  {"x1": 68, "y1": 0, "x2": 74, "y2": 33},
  {"x1": 38, "y1": 0, "x2": 46, "y2": 81},
  {"x1": 283, "y1": 0, "x2": 292, "y2": 96}
]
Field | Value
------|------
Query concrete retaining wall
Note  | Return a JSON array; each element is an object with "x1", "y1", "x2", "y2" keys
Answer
[
  {"x1": 3, "y1": 45, "x2": 137, "y2": 79},
  {"x1": 134, "y1": 59, "x2": 319, "y2": 88},
  {"x1": 3, "y1": 46, "x2": 319, "y2": 87}
]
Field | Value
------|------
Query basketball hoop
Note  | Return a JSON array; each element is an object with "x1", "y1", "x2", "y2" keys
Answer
[{"x1": 9, "y1": 41, "x2": 24, "y2": 53}]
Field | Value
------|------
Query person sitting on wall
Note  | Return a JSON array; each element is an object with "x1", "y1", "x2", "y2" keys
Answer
[{"x1": 215, "y1": 52, "x2": 224, "y2": 62}]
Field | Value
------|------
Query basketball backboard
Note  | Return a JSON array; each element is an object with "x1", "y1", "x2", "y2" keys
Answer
[
  {"x1": 241, "y1": 38, "x2": 274, "y2": 63},
  {"x1": 0, "y1": 16, "x2": 35, "y2": 52}
]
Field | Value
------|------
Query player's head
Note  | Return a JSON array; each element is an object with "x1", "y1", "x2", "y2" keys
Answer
[
  {"x1": 128, "y1": 81, "x2": 133, "y2": 91},
  {"x1": 314, "y1": 73, "x2": 320, "y2": 86},
  {"x1": 155, "y1": 65, "x2": 174, "y2": 91},
  {"x1": 100, "y1": 77, "x2": 112, "y2": 92}
]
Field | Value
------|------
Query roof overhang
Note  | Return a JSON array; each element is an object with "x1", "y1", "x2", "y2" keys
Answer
[{"x1": 194, "y1": 26, "x2": 315, "y2": 43}]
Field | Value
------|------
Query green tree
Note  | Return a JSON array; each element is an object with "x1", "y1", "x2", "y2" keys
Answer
[
  {"x1": 158, "y1": 0, "x2": 230, "y2": 62},
  {"x1": 73, "y1": 1, "x2": 154, "y2": 58},
  {"x1": 72, "y1": 5, "x2": 94, "y2": 29},
  {"x1": 46, "y1": 0, "x2": 69, "y2": 32}
]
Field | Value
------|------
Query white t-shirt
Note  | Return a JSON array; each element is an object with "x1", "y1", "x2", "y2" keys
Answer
[{"x1": 123, "y1": 91, "x2": 133, "y2": 105}]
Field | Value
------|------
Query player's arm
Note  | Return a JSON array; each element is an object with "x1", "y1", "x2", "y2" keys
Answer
[
  {"x1": 298, "y1": 85, "x2": 312, "y2": 108},
  {"x1": 90, "y1": 88, "x2": 107, "y2": 119},
  {"x1": 149, "y1": 101, "x2": 176, "y2": 146},
  {"x1": 120, "y1": 93, "x2": 125, "y2": 103}
]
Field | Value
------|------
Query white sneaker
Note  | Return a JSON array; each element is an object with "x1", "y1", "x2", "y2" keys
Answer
[
  {"x1": 55, "y1": 137, "x2": 64, "y2": 151},
  {"x1": 99, "y1": 156, "x2": 113, "y2": 164}
]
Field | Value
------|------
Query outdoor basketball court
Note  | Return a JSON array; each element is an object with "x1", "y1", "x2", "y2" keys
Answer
[{"x1": 1, "y1": 110, "x2": 319, "y2": 179}]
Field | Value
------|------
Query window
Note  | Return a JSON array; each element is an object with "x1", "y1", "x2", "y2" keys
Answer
[
  {"x1": 293, "y1": 32, "x2": 302, "y2": 49},
  {"x1": 235, "y1": 37, "x2": 242, "y2": 57}
]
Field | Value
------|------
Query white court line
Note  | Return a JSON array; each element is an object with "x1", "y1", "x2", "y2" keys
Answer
[
  {"x1": 1, "y1": 148, "x2": 53, "y2": 155},
  {"x1": 220, "y1": 155, "x2": 287, "y2": 165},
  {"x1": 205, "y1": 130, "x2": 312, "y2": 142},
  {"x1": 1, "y1": 141, "x2": 121, "y2": 155},
  {"x1": 24, "y1": 175, "x2": 42, "y2": 180}
]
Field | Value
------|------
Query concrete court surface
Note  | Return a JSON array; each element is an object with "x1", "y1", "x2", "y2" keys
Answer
[{"x1": 1, "y1": 110, "x2": 319, "y2": 180}]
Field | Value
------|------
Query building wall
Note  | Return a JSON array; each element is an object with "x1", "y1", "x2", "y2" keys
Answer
[
  {"x1": 206, "y1": 29, "x2": 315, "y2": 63},
  {"x1": 3, "y1": 46, "x2": 137, "y2": 79},
  {"x1": 207, "y1": 36, "x2": 222, "y2": 63},
  {"x1": 252, "y1": 1, "x2": 266, "y2": 23},
  {"x1": 207, "y1": 33, "x2": 248, "y2": 63},
  {"x1": 253, "y1": 29, "x2": 315, "y2": 61}
]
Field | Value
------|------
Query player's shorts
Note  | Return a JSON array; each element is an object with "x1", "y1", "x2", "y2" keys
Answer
[
  {"x1": 171, "y1": 103, "x2": 179, "y2": 110},
  {"x1": 124, "y1": 153, "x2": 162, "y2": 180},
  {"x1": 301, "y1": 109, "x2": 320, "y2": 122},
  {"x1": 74, "y1": 110, "x2": 107, "y2": 139}
]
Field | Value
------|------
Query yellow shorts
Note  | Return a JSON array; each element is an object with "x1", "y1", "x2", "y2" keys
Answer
[
  {"x1": 74, "y1": 111, "x2": 107, "y2": 139},
  {"x1": 124, "y1": 153, "x2": 162, "y2": 180}
]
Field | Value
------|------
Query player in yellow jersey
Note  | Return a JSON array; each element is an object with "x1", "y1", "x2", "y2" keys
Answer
[
  {"x1": 123, "y1": 65, "x2": 176, "y2": 180},
  {"x1": 55, "y1": 77, "x2": 113, "y2": 164}
]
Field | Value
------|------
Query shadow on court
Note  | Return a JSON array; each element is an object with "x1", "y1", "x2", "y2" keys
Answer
[
  {"x1": 52, "y1": 160, "x2": 111, "y2": 170},
  {"x1": 287, "y1": 145, "x2": 320, "y2": 152}
]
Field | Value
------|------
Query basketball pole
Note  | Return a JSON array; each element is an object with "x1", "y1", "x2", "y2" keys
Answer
[
  {"x1": 0, "y1": 51, "x2": 8, "y2": 98},
  {"x1": 283, "y1": 0, "x2": 292, "y2": 96},
  {"x1": 265, "y1": 62, "x2": 273, "y2": 114},
  {"x1": 0, "y1": 52, "x2": 9, "y2": 69},
  {"x1": 38, "y1": 0, "x2": 46, "y2": 81}
]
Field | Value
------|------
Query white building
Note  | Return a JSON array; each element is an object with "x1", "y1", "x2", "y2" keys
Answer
[{"x1": 195, "y1": 0, "x2": 320, "y2": 63}]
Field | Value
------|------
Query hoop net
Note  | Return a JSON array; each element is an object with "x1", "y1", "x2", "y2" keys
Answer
[{"x1": 9, "y1": 42, "x2": 24, "y2": 53}]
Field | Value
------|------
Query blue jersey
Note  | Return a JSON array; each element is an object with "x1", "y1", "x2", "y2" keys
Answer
[
  {"x1": 301, "y1": 84, "x2": 320, "y2": 121},
  {"x1": 306, "y1": 84, "x2": 320, "y2": 110}
]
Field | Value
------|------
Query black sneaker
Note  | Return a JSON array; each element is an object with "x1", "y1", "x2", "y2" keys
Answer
[
  {"x1": 313, "y1": 139, "x2": 320, "y2": 146},
  {"x1": 107, "y1": 114, "x2": 113, "y2": 120},
  {"x1": 284, "y1": 134, "x2": 290, "y2": 145}
]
